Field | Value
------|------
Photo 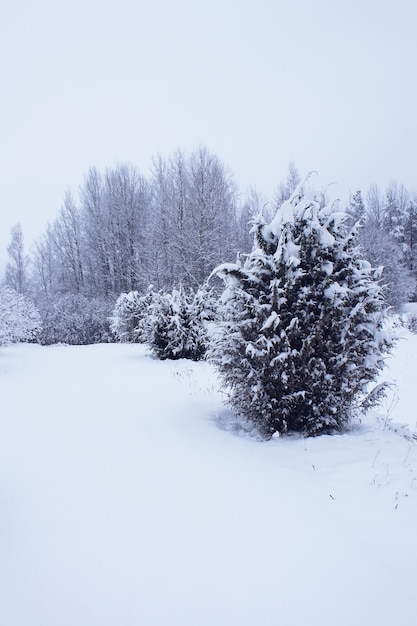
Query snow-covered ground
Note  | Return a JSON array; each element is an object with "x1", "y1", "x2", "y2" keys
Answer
[{"x1": 1, "y1": 327, "x2": 417, "y2": 626}]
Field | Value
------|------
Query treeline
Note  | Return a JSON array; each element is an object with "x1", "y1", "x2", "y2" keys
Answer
[
  {"x1": 347, "y1": 182, "x2": 417, "y2": 308},
  {"x1": 32, "y1": 146, "x2": 239, "y2": 299},
  {"x1": 1, "y1": 147, "x2": 417, "y2": 346},
  {"x1": 2, "y1": 146, "x2": 246, "y2": 344}
]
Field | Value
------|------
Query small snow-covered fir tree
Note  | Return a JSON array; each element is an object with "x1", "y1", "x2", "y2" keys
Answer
[
  {"x1": 110, "y1": 291, "x2": 141, "y2": 342},
  {"x1": 346, "y1": 190, "x2": 366, "y2": 224},
  {"x1": 209, "y1": 175, "x2": 394, "y2": 438},
  {"x1": 144, "y1": 285, "x2": 212, "y2": 360},
  {"x1": 110, "y1": 287, "x2": 154, "y2": 343}
]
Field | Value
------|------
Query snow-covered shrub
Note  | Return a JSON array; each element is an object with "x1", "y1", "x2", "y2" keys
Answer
[
  {"x1": 38, "y1": 294, "x2": 113, "y2": 345},
  {"x1": 399, "y1": 310, "x2": 417, "y2": 334},
  {"x1": 110, "y1": 288, "x2": 153, "y2": 343},
  {"x1": 209, "y1": 175, "x2": 394, "y2": 438},
  {"x1": 144, "y1": 285, "x2": 212, "y2": 360},
  {"x1": 407, "y1": 314, "x2": 417, "y2": 333},
  {"x1": 0, "y1": 286, "x2": 41, "y2": 345}
]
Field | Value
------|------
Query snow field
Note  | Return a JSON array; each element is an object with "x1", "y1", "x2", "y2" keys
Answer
[{"x1": 0, "y1": 336, "x2": 417, "y2": 626}]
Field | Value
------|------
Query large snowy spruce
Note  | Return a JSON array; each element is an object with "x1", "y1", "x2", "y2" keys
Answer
[{"x1": 210, "y1": 176, "x2": 393, "y2": 438}]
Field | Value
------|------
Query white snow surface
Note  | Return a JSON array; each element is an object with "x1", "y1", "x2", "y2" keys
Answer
[{"x1": 1, "y1": 331, "x2": 417, "y2": 626}]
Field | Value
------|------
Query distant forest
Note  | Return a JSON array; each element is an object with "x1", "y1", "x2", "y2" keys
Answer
[{"x1": 2, "y1": 146, "x2": 417, "y2": 344}]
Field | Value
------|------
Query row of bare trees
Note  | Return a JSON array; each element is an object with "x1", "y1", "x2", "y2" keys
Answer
[
  {"x1": 28, "y1": 147, "x2": 238, "y2": 300},
  {"x1": 3, "y1": 152, "x2": 417, "y2": 320}
]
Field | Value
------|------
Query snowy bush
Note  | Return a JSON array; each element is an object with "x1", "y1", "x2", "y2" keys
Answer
[
  {"x1": 209, "y1": 175, "x2": 394, "y2": 438},
  {"x1": 144, "y1": 285, "x2": 212, "y2": 360},
  {"x1": 38, "y1": 294, "x2": 113, "y2": 345},
  {"x1": 399, "y1": 310, "x2": 417, "y2": 334},
  {"x1": 0, "y1": 286, "x2": 41, "y2": 345},
  {"x1": 110, "y1": 288, "x2": 154, "y2": 343},
  {"x1": 407, "y1": 314, "x2": 417, "y2": 333}
]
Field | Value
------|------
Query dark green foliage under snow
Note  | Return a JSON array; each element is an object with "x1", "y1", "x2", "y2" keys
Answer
[
  {"x1": 109, "y1": 287, "x2": 154, "y2": 343},
  {"x1": 145, "y1": 286, "x2": 212, "y2": 360},
  {"x1": 110, "y1": 285, "x2": 214, "y2": 361},
  {"x1": 210, "y1": 176, "x2": 394, "y2": 438}
]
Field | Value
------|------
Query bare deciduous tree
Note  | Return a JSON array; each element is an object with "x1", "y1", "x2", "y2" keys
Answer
[{"x1": 5, "y1": 223, "x2": 29, "y2": 294}]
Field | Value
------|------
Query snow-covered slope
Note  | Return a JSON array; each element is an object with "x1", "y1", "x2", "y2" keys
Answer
[{"x1": 0, "y1": 332, "x2": 416, "y2": 626}]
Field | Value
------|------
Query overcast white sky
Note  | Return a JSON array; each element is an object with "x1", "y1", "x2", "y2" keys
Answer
[{"x1": 1, "y1": 0, "x2": 416, "y2": 272}]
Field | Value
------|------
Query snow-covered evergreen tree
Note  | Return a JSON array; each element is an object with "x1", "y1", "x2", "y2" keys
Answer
[
  {"x1": 110, "y1": 288, "x2": 154, "y2": 343},
  {"x1": 0, "y1": 286, "x2": 41, "y2": 345},
  {"x1": 144, "y1": 285, "x2": 211, "y2": 360},
  {"x1": 359, "y1": 182, "x2": 416, "y2": 308},
  {"x1": 347, "y1": 190, "x2": 366, "y2": 224},
  {"x1": 186, "y1": 284, "x2": 216, "y2": 356},
  {"x1": 209, "y1": 175, "x2": 394, "y2": 438},
  {"x1": 382, "y1": 180, "x2": 409, "y2": 243}
]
